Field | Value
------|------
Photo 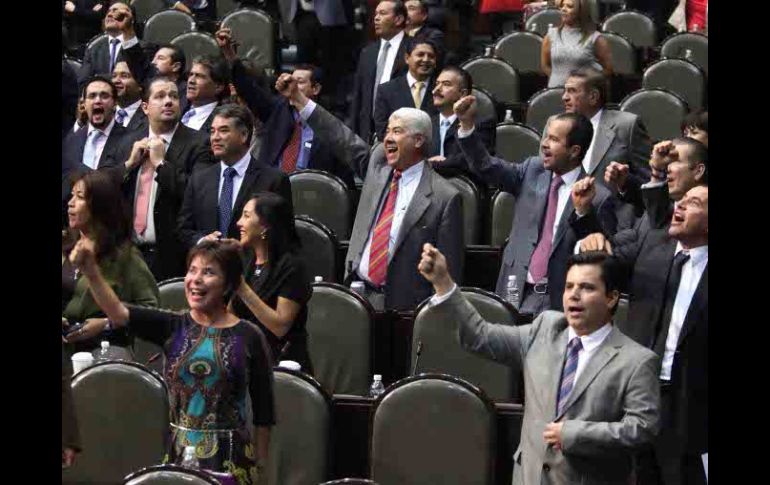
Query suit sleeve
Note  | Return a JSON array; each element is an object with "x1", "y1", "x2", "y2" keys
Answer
[
  {"x1": 458, "y1": 131, "x2": 528, "y2": 196},
  {"x1": 560, "y1": 353, "x2": 661, "y2": 454},
  {"x1": 307, "y1": 102, "x2": 370, "y2": 179},
  {"x1": 627, "y1": 116, "x2": 652, "y2": 179},
  {"x1": 177, "y1": 174, "x2": 206, "y2": 249},
  {"x1": 373, "y1": 88, "x2": 390, "y2": 141},
  {"x1": 437, "y1": 192, "x2": 464, "y2": 284},
  {"x1": 188, "y1": 136, "x2": 216, "y2": 174},
  {"x1": 78, "y1": 45, "x2": 95, "y2": 85},
  {"x1": 348, "y1": 51, "x2": 366, "y2": 136},
  {"x1": 641, "y1": 183, "x2": 672, "y2": 230},
  {"x1": 231, "y1": 59, "x2": 279, "y2": 124},
  {"x1": 271, "y1": 171, "x2": 294, "y2": 216},
  {"x1": 442, "y1": 117, "x2": 495, "y2": 170}
]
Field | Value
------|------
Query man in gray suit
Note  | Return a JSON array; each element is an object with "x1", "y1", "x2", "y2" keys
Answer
[
  {"x1": 418, "y1": 245, "x2": 660, "y2": 485},
  {"x1": 454, "y1": 96, "x2": 619, "y2": 315},
  {"x1": 276, "y1": 72, "x2": 464, "y2": 311}
]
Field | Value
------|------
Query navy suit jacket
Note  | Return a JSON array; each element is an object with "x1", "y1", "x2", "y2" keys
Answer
[{"x1": 373, "y1": 75, "x2": 438, "y2": 140}]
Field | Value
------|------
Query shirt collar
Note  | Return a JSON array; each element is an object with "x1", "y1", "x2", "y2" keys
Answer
[
  {"x1": 590, "y1": 108, "x2": 604, "y2": 127},
  {"x1": 220, "y1": 151, "x2": 251, "y2": 177},
  {"x1": 191, "y1": 100, "x2": 219, "y2": 114},
  {"x1": 120, "y1": 99, "x2": 142, "y2": 115},
  {"x1": 567, "y1": 322, "x2": 612, "y2": 353},
  {"x1": 556, "y1": 164, "x2": 583, "y2": 186},
  {"x1": 382, "y1": 30, "x2": 405, "y2": 48},
  {"x1": 439, "y1": 113, "x2": 457, "y2": 126},
  {"x1": 675, "y1": 242, "x2": 709, "y2": 266},
  {"x1": 398, "y1": 160, "x2": 425, "y2": 182},
  {"x1": 406, "y1": 71, "x2": 428, "y2": 88},
  {"x1": 107, "y1": 33, "x2": 123, "y2": 43},
  {"x1": 149, "y1": 123, "x2": 178, "y2": 145},
  {"x1": 87, "y1": 118, "x2": 115, "y2": 137}
]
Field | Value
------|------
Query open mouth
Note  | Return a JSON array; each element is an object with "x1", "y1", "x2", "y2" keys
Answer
[
  {"x1": 188, "y1": 287, "x2": 207, "y2": 302},
  {"x1": 385, "y1": 145, "x2": 398, "y2": 155},
  {"x1": 567, "y1": 305, "x2": 584, "y2": 317}
]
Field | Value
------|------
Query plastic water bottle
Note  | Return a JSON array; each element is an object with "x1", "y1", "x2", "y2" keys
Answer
[
  {"x1": 96, "y1": 341, "x2": 114, "y2": 362},
  {"x1": 504, "y1": 109, "x2": 514, "y2": 123},
  {"x1": 484, "y1": 46, "x2": 493, "y2": 57},
  {"x1": 530, "y1": 22, "x2": 538, "y2": 32},
  {"x1": 547, "y1": 23, "x2": 554, "y2": 29},
  {"x1": 369, "y1": 374, "x2": 385, "y2": 398},
  {"x1": 350, "y1": 281, "x2": 365, "y2": 297},
  {"x1": 684, "y1": 49, "x2": 693, "y2": 61},
  {"x1": 314, "y1": 276, "x2": 323, "y2": 283},
  {"x1": 505, "y1": 275, "x2": 521, "y2": 309},
  {"x1": 180, "y1": 446, "x2": 199, "y2": 468}
]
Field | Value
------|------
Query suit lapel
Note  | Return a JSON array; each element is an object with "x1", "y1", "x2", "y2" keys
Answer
[
  {"x1": 532, "y1": 169, "x2": 553, "y2": 237},
  {"x1": 543, "y1": 324, "x2": 569, "y2": 418},
  {"x1": 676, "y1": 263, "x2": 708, "y2": 347},
  {"x1": 166, "y1": 125, "x2": 187, "y2": 167},
  {"x1": 74, "y1": 127, "x2": 88, "y2": 166},
  {"x1": 203, "y1": 165, "x2": 221, "y2": 231},
  {"x1": 588, "y1": 113, "x2": 615, "y2": 175},
  {"x1": 550, "y1": 171, "x2": 586, "y2": 256},
  {"x1": 232, "y1": 158, "x2": 259, "y2": 218},
  {"x1": 392, "y1": 164, "x2": 433, "y2": 256}
]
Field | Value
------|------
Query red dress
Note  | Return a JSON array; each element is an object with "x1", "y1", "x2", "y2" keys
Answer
[
  {"x1": 687, "y1": 0, "x2": 708, "y2": 32},
  {"x1": 480, "y1": 0, "x2": 524, "y2": 15}
]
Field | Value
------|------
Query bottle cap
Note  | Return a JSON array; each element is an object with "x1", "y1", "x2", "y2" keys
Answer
[
  {"x1": 508, "y1": 275, "x2": 517, "y2": 281},
  {"x1": 184, "y1": 446, "x2": 195, "y2": 456},
  {"x1": 374, "y1": 374, "x2": 382, "y2": 381},
  {"x1": 314, "y1": 276, "x2": 323, "y2": 282},
  {"x1": 101, "y1": 341, "x2": 110, "y2": 349}
]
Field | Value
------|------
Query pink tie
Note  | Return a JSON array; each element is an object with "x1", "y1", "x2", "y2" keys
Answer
[
  {"x1": 529, "y1": 175, "x2": 563, "y2": 282},
  {"x1": 133, "y1": 163, "x2": 154, "y2": 236}
]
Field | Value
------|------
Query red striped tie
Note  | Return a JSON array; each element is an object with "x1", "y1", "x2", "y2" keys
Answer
[
  {"x1": 368, "y1": 170, "x2": 402, "y2": 286},
  {"x1": 280, "y1": 119, "x2": 302, "y2": 173}
]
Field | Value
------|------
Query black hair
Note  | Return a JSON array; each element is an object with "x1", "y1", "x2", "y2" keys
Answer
[
  {"x1": 672, "y1": 137, "x2": 709, "y2": 184},
  {"x1": 553, "y1": 112, "x2": 594, "y2": 163},
  {"x1": 82, "y1": 75, "x2": 118, "y2": 100},
  {"x1": 440, "y1": 65, "x2": 473, "y2": 94},
  {"x1": 566, "y1": 251, "x2": 621, "y2": 314},
  {"x1": 567, "y1": 67, "x2": 608, "y2": 106},
  {"x1": 212, "y1": 103, "x2": 255, "y2": 145},
  {"x1": 186, "y1": 240, "x2": 244, "y2": 305}
]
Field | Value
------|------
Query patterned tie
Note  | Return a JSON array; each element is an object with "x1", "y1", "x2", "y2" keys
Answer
[
  {"x1": 368, "y1": 169, "x2": 402, "y2": 286},
  {"x1": 556, "y1": 336, "x2": 583, "y2": 416},
  {"x1": 218, "y1": 167, "x2": 238, "y2": 235},
  {"x1": 529, "y1": 176, "x2": 564, "y2": 283},
  {"x1": 653, "y1": 251, "x2": 691, "y2": 355},
  {"x1": 439, "y1": 118, "x2": 451, "y2": 157},
  {"x1": 181, "y1": 108, "x2": 197, "y2": 127},
  {"x1": 373, "y1": 40, "x2": 391, "y2": 109},
  {"x1": 133, "y1": 163, "x2": 155, "y2": 236},
  {"x1": 280, "y1": 119, "x2": 302, "y2": 173},
  {"x1": 412, "y1": 81, "x2": 424, "y2": 108},
  {"x1": 82, "y1": 130, "x2": 105, "y2": 169},
  {"x1": 109, "y1": 38, "x2": 120, "y2": 74},
  {"x1": 116, "y1": 108, "x2": 128, "y2": 126}
]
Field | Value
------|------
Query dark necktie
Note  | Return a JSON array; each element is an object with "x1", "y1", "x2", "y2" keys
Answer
[
  {"x1": 653, "y1": 251, "x2": 691, "y2": 355},
  {"x1": 109, "y1": 38, "x2": 120, "y2": 74},
  {"x1": 556, "y1": 336, "x2": 583, "y2": 416},
  {"x1": 218, "y1": 167, "x2": 238, "y2": 235},
  {"x1": 529, "y1": 175, "x2": 563, "y2": 282},
  {"x1": 280, "y1": 119, "x2": 302, "y2": 173}
]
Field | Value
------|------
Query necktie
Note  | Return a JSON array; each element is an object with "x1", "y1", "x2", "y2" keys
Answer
[
  {"x1": 181, "y1": 108, "x2": 197, "y2": 127},
  {"x1": 218, "y1": 167, "x2": 238, "y2": 235},
  {"x1": 116, "y1": 108, "x2": 128, "y2": 126},
  {"x1": 373, "y1": 41, "x2": 391, "y2": 109},
  {"x1": 412, "y1": 81, "x2": 424, "y2": 108},
  {"x1": 133, "y1": 163, "x2": 155, "y2": 236},
  {"x1": 280, "y1": 119, "x2": 302, "y2": 173},
  {"x1": 529, "y1": 176, "x2": 564, "y2": 283},
  {"x1": 439, "y1": 118, "x2": 451, "y2": 157},
  {"x1": 109, "y1": 38, "x2": 120, "y2": 74},
  {"x1": 653, "y1": 251, "x2": 691, "y2": 355},
  {"x1": 368, "y1": 169, "x2": 402, "y2": 286},
  {"x1": 82, "y1": 130, "x2": 105, "y2": 169},
  {"x1": 556, "y1": 336, "x2": 583, "y2": 416}
]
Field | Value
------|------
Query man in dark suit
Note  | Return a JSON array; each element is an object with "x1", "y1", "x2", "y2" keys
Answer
[
  {"x1": 350, "y1": 0, "x2": 409, "y2": 143},
  {"x1": 455, "y1": 97, "x2": 618, "y2": 315},
  {"x1": 579, "y1": 183, "x2": 708, "y2": 485},
  {"x1": 280, "y1": 73, "x2": 463, "y2": 310},
  {"x1": 178, "y1": 104, "x2": 293, "y2": 249},
  {"x1": 216, "y1": 28, "x2": 355, "y2": 187},
  {"x1": 78, "y1": 2, "x2": 142, "y2": 84},
  {"x1": 151, "y1": 44, "x2": 189, "y2": 113},
  {"x1": 63, "y1": 0, "x2": 107, "y2": 57},
  {"x1": 404, "y1": 0, "x2": 445, "y2": 55},
  {"x1": 373, "y1": 37, "x2": 439, "y2": 140},
  {"x1": 180, "y1": 56, "x2": 230, "y2": 134},
  {"x1": 111, "y1": 59, "x2": 147, "y2": 133}
]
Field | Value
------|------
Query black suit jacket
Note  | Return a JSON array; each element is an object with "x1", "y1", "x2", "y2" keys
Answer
[
  {"x1": 373, "y1": 75, "x2": 438, "y2": 140},
  {"x1": 123, "y1": 107, "x2": 148, "y2": 133},
  {"x1": 231, "y1": 59, "x2": 355, "y2": 187},
  {"x1": 115, "y1": 122, "x2": 216, "y2": 176},
  {"x1": 349, "y1": 36, "x2": 409, "y2": 143},
  {"x1": 177, "y1": 157, "x2": 293, "y2": 249},
  {"x1": 78, "y1": 38, "x2": 155, "y2": 86},
  {"x1": 429, "y1": 115, "x2": 495, "y2": 187}
]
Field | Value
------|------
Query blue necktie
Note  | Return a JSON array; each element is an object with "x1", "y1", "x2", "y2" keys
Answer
[
  {"x1": 556, "y1": 336, "x2": 583, "y2": 416},
  {"x1": 82, "y1": 130, "x2": 104, "y2": 169},
  {"x1": 109, "y1": 38, "x2": 120, "y2": 74},
  {"x1": 116, "y1": 108, "x2": 128, "y2": 126},
  {"x1": 181, "y1": 108, "x2": 196, "y2": 127},
  {"x1": 218, "y1": 167, "x2": 238, "y2": 235},
  {"x1": 439, "y1": 118, "x2": 451, "y2": 157}
]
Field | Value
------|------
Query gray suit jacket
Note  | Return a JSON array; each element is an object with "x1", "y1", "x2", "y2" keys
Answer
[
  {"x1": 434, "y1": 290, "x2": 660, "y2": 485},
  {"x1": 306, "y1": 103, "x2": 464, "y2": 310}
]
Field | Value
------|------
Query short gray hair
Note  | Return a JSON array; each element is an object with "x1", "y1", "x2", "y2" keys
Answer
[{"x1": 389, "y1": 107, "x2": 433, "y2": 153}]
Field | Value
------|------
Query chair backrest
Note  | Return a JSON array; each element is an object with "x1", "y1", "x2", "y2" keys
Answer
[
  {"x1": 143, "y1": 10, "x2": 196, "y2": 45},
  {"x1": 619, "y1": 88, "x2": 688, "y2": 142},
  {"x1": 495, "y1": 122, "x2": 541, "y2": 164},
  {"x1": 130, "y1": 0, "x2": 167, "y2": 25},
  {"x1": 462, "y1": 57, "x2": 520, "y2": 105},
  {"x1": 471, "y1": 87, "x2": 499, "y2": 123},
  {"x1": 85, "y1": 33, "x2": 108, "y2": 56},
  {"x1": 660, "y1": 32, "x2": 708, "y2": 76},
  {"x1": 124, "y1": 464, "x2": 220, "y2": 485},
  {"x1": 642, "y1": 58, "x2": 705, "y2": 111},
  {"x1": 411, "y1": 288, "x2": 518, "y2": 401},
  {"x1": 66, "y1": 56, "x2": 82, "y2": 72},
  {"x1": 371, "y1": 374, "x2": 496, "y2": 485},
  {"x1": 526, "y1": 87, "x2": 564, "y2": 134},
  {"x1": 289, "y1": 170, "x2": 352, "y2": 241},
  {"x1": 157, "y1": 277, "x2": 189, "y2": 311},
  {"x1": 63, "y1": 362, "x2": 169, "y2": 484},
  {"x1": 601, "y1": 31, "x2": 636, "y2": 76},
  {"x1": 267, "y1": 369, "x2": 331, "y2": 485},
  {"x1": 445, "y1": 175, "x2": 480, "y2": 245},
  {"x1": 295, "y1": 215, "x2": 339, "y2": 283},
  {"x1": 170, "y1": 32, "x2": 222, "y2": 70},
  {"x1": 489, "y1": 190, "x2": 516, "y2": 248},
  {"x1": 494, "y1": 31, "x2": 544, "y2": 74},
  {"x1": 602, "y1": 10, "x2": 657, "y2": 48},
  {"x1": 615, "y1": 294, "x2": 629, "y2": 329},
  {"x1": 306, "y1": 282, "x2": 375, "y2": 395},
  {"x1": 525, "y1": 8, "x2": 563, "y2": 36},
  {"x1": 216, "y1": 0, "x2": 241, "y2": 19},
  {"x1": 221, "y1": 9, "x2": 276, "y2": 70}
]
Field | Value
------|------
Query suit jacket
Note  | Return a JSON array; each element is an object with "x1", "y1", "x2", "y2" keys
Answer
[
  {"x1": 288, "y1": 0, "x2": 351, "y2": 26},
  {"x1": 177, "y1": 156, "x2": 293, "y2": 249},
  {"x1": 78, "y1": 38, "x2": 155, "y2": 85},
  {"x1": 373, "y1": 75, "x2": 438, "y2": 140},
  {"x1": 459, "y1": 132, "x2": 619, "y2": 311},
  {"x1": 429, "y1": 114, "x2": 496, "y2": 187},
  {"x1": 349, "y1": 36, "x2": 409, "y2": 143},
  {"x1": 231, "y1": 59, "x2": 355, "y2": 187},
  {"x1": 124, "y1": 106, "x2": 148, "y2": 133},
  {"x1": 436, "y1": 292, "x2": 659, "y2": 485},
  {"x1": 183, "y1": 102, "x2": 220, "y2": 135},
  {"x1": 612, "y1": 223, "x2": 708, "y2": 454},
  {"x1": 306, "y1": 103, "x2": 464, "y2": 311},
  {"x1": 115, "y1": 122, "x2": 216, "y2": 176}
]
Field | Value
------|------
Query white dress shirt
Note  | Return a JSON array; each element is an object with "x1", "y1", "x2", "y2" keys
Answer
[
  {"x1": 660, "y1": 243, "x2": 708, "y2": 381},
  {"x1": 379, "y1": 30, "x2": 405, "y2": 85},
  {"x1": 85, "y1": 118, "x2": 116, "y2": 169},
  {"x1": 438, "y1": 113, "x2": 457, "y2": 157},
  {"x1": 118, "y1": 99, "x2": 142, "y2": 127},
  {"x1": 134, "y1": 126, "x2": 177, "y2": 244},
  {"x1": 406, "y1": 71, "x2": 428, "y2": 107},
  {"x1": 218, "y1": 151, "x2": 252, "y2": 211},
  {"x1": 581, "y1": 109, "x2": 603, "y2": 173},
  {"x1": 358, "y1": 161, "x2": 426, "y2": 284},
  {"x1": 566, "y1": 322, "x2": 613, "y2": 383},
  {"x1": 107, "y1": 33, "x2": 138, "y2": 61},
  {"x1": 183, "y1": 101, "x2": 219, "y2": 130}
]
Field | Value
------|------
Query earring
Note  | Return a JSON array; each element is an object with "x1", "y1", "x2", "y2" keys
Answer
[{"x1": 260, "y1": 230, "x2": 268, "y2": 240}]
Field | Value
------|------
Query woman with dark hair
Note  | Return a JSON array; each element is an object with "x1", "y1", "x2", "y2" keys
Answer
[
  {"x1": 62, "y1": 170, "x2": 159, "y2": 351},
  {"x1": 229, "y1": 192, "x2": 313, "y2": 373},
  {"x1": 541, "y1": 0, "x2": 612, "y2": 87},
  {"x1": 682, "y1": 109, "x2": 708, "y2": 148},
  {"x1": 65, "y1": 239, "x2": 275, "y2": 484}
]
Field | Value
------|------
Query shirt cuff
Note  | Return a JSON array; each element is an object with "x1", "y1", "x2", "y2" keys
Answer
[
  {"x1": 298, "y1": 99, "x2": 317, "y2": 121},
  {"x1": 574, "y1": 240, "x2": 583, "y2": 255},
  {"x1": 122, "y1": 36, "x2": 139, "y2": 49},
  {"x1": 428, "y1": 283, "x2": 458, "y2": 307},
  {"x1": 641, "y1": 179, "x2": 667, "y2": 189},
  {"x1": 457, "y1": 125, "x2": 475, "y2": 138}
]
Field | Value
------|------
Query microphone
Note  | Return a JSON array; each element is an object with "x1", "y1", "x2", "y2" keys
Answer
[{"x1": 412, "y1": 341, "x2": 424, "y2": 375}]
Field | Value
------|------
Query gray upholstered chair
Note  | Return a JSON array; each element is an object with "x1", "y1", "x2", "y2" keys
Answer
[
  {"x1": 157, "y1": 277, "x2": 189, "y2": 312},
  {"x1": 643, "y1": 58, "x2": 706, "y2": 111},
  {"x1": 602, "y1": 31, "x2": 637, "y2": 77},
  {"x1": 472, "y1": 87, "x2": 499, "y2": 124},
  {"x1": 306, "y1": 282, "x2": 375, "y2": 396},
  {"x1": 221, "y1": 9, "x2": 276, "y2": 70},
  {"x1": 123, "y1": 464, "x2": 219, "y2": 484},
  {"x1": 143, "y1": 10, "x2": 196, "y2": 45},
  {"x1": 602, "y1": 10, "x2": 657, "y2": 48},
  {"x1": 489, "y1": 190, "x2": 516, "y2": 248},
  {"x1": 525, "y1": 8, "x2": 562, "y2": 36},
  {"x1": 445, "y1": 174, "x2": 481, "y2": 246},
  {"x1": 526, "y1": 87, "x2": 564, "y2": 134},
  {"x1": 170, "y1": 32, "x2": 221, "y2": 70},
  {"x1": 660, "y1": 32, "x2": 708, "y2": 76},
  {"x1": 290, "y1": 170, "x2": 352, "y2": 241},
  {"x1": 267, "y1": 369, "x2": 332, "y2": 485},
  {"x1": 85, "y1": 33, "x2": 107, "y2": 56},
  {"x1": 462, "y1": 57, "x2": 520, "y2": 106},
  {"x1": 295, "y1": 215, "x2": 340, "y2": 283},
  {"x1": 66, "y1": 57, "x2": 82, "y2": 72},
  {"x1": 620, "y1": 88, "x2": 689, "y2": 142},
  {"x1": 494, "y1": 31, "x2": 544, "y2": 74},
  {"x1": 495, "y1": 122, "x2": 541, "y2": 164},
  {"x1": 370, "y1": 374, "x2": 497, "y2": 485},
  {"x1": 216, "y1": 0, "x2": 241, "y2": 19},
  {"x1": 130, "y1": 0, "x2": 166, "y2": 25}
]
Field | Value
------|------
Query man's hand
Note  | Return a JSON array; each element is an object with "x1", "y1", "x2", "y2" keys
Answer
[
  {"x1": 173, "y1": 1, "x2": 193, "y2": 15},
  {"x1": 215, "y1": 28, "x2": 238, "y2": 62},
  {"x1": 427, "y1": 155, "x2": 446, "y2": 166},
  {"x1": 126, "y1": 138, "x2": 150, "y2": 170},
  {"x1": 543, "y1": 422, "x2": 564, "y2": 450},
  {"x1": 64, "y1": 1, "x2": 76, "y2": 13},
  {"x1": 579, "y1": 232, "x2": 612, "y2": 254},
  {"x1": 604, "y1": 161, "x2": 629, "y2": 193},
  {"x1": 115, "y1": 7, "x2": 135, "y2": 36},
  {"x1": 453, "y1": 95, "x2": 476, "y2": 131},
  {"x1": 571, "y1": 177, "x2": 596, "y2": 216},
  {"x1": 418, "y1": 243, "x2": 455, "y2": 296},
  {"x1": 147, "y1": 137, "x2": 166, "y2": 168},
  {"x1": 649, "y1": 140, "x2": 676, "y2": 178},
  {"x1": 63, "y1": 318, "x2": 108, "y2": 343},
  {"x1": 62, "y1": 447, "x2": 78, "y2": 468},
  {"x1": 92, "y1": 3, "x2": 103, "y2": 12},
  {"x1": 202, "y1": 231, "x2": 223, "y2": 243},
  {"x1": 69, "y1": 237, "x2": 97, "y2": 273},
  {"x1": 276, "y1": 73, "x2": 309, "y2": 110}
]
